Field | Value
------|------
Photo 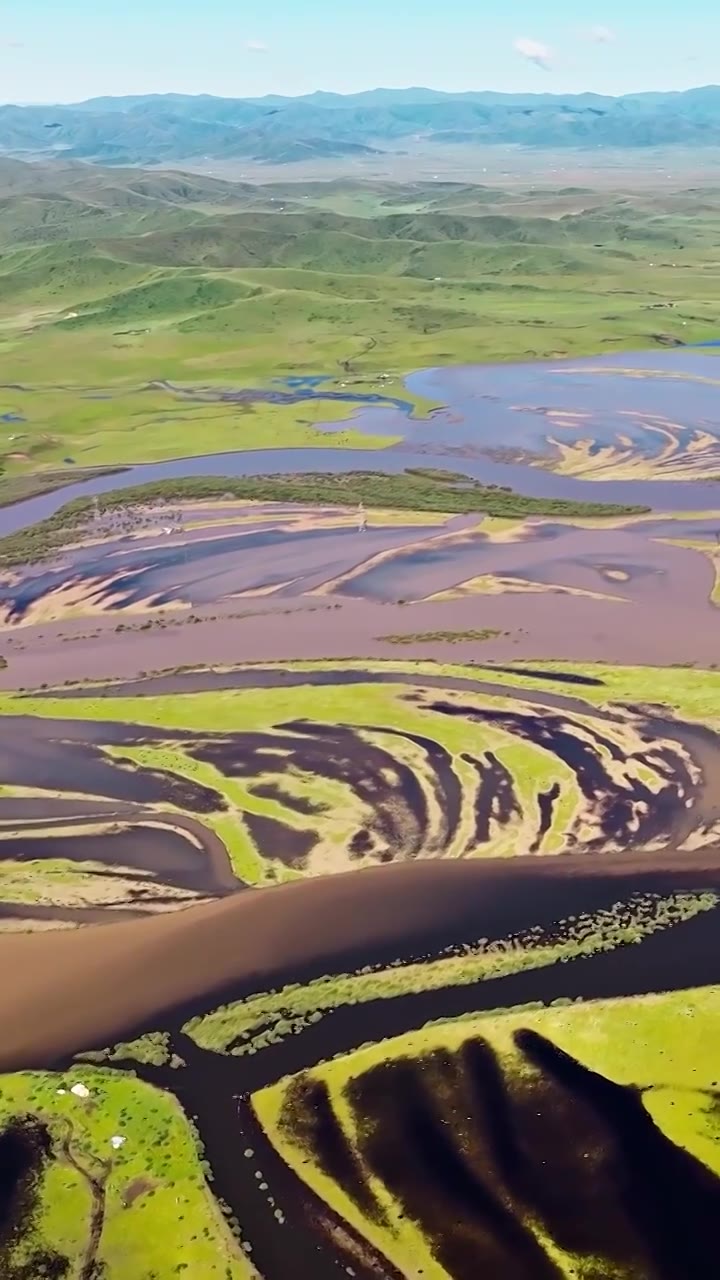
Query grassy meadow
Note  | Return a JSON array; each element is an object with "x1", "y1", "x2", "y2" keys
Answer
[
  {"x1": 0, "y1": 1066, "x2": 253, "y2": 1278},
  {"x1": 2, "y1": 170, "x2": 720, "y2": 498}
]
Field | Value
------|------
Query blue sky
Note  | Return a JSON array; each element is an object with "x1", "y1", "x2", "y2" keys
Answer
[{"x1": 1, "y1": 0, "x2": 717, "y2": 104}]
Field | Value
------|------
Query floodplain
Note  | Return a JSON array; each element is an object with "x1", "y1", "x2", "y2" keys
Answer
[{"x1": 1, "y1": 165, "x2": 719, "y2": 1280}]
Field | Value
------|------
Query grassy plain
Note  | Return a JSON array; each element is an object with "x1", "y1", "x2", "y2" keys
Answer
[
  {"x1": 0, "y1": 1066, "x2": 253, "y2": 1278},
  {"x1": 296, "y1": 981, "x2": 720, "y2": 1151},
  {"x1": 2, "y1": 171, "x2": 720, "y2": 498},
  {"x1": 30, "y1": 655, "x2": 717, "y2": 718}
]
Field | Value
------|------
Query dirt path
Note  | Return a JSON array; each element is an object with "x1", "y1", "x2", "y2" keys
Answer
[{"x1": 56, "y1": 1117, "x2": 110, "y2": 1280}]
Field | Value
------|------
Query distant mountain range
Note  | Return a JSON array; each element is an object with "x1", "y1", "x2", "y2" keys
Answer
[{"x1": 1, "y1": 85, "x2": 720, "y2": 166}]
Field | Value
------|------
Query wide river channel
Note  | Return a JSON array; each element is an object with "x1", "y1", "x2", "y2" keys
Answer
[{"x1": 2, "y1": 350, "x2": 719, "y2": 537}]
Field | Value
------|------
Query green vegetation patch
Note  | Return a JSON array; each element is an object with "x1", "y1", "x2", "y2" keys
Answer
[
  {"x1": 2, "y1": 659, "x2": 717, "y2": 883},
  {"x1": 78, "y1": 1033, "x2": 173, "y2": 1069},
  {"x1": 0, "y1": 1066, "x2": 253, "y2": 1278},
  {"x1": 135, "y1": 657, "x2": 719, "y2": 725},
  {"x1": 64, "y1": 274, "x2": 254, "y2": 328},
  {"x1": 0, "y1": 469, "x2": 649, "y2": 568},
  {"x1": 185, "y1": 891, "x2": 718, "y2": 1057},
  {"x1": 378, "y1": 627, "x2": 506, "y2": 644}
]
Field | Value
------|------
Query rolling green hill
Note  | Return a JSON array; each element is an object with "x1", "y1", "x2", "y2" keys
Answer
[
  {"x1": 1, "y1": 160, "x2": 718, "y2": 335},
  {"x1": 0, "y1": 157, "x2": 719, "y2": 495},
  {"x1": 63, "y1": 274, "x2": 256, "y2": 327}
]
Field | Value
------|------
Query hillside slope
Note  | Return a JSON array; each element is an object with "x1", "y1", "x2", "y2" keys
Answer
[{"x1": 0, "y1": 161, "x2": 717, "y2": 350}]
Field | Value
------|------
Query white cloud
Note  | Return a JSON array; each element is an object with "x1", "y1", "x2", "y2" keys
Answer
[
  {"x1": 513, "y1": 38, "x2": 553, "y2": 71},
  {"x1": 245, "y1": 40, "x2": 268, "y2": 54},
  {"x1": 588, "y1": 25, "x2": 615, "y2": 44}
]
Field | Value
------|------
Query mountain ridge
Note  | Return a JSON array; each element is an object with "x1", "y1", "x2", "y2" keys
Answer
[{"x1": 2, "y1": 85, "x2": 720, "y2": 166}]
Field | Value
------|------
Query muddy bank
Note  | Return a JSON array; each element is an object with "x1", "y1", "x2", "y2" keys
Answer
[
  {"x1": 0, "y1": 511, "x2": 457, "y2": 622},
  {"x1": 0, "y1": 809, "x2": 237, "y2": 896},
  {"x1": 0, "y1": 715, "x2": 239, "y2": 917},
  {"x1": 2, "y1": 498, "x2": 718, "y2": 684}
]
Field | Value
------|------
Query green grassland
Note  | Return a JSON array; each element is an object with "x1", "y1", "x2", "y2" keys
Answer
[
  {"x1": 294, "y1": 982, "x2": 720, "y2": 1137},
  {"x1": 1, "y1": 171, "x2": 720, "y2": 496},
  {"x1": 2, "y1": 660, "x2": 718, "y2": 896},
  {"x1": 2, "y1": 675, "x2": 586, "y2": 880},
  {"x1": 0, "y1": 1066, "x2": 253, "y2": 1278},
  {"x1": 28, "y1": 655, "x2": 718, "y2": 722},
  {"x1": 132, "y1": 655, "x2": 718, "y2": 721},
  {"x1": 254, "y1": 984, "x2": 720, "y2": 1280}
]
